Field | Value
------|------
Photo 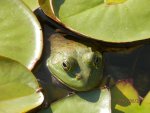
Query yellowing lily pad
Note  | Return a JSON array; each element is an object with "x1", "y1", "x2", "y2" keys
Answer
[
  {"x1": 0, "y1": 56, "x2": 44, "y2": 113},
  {"x1": 38, "y1": 88, "x2": 111, "y2": 113},
  {"x1": 39, "y1": 0, "x2": 150, "y2": 43},
  {"x1": 0, "y1": 0, "x2": 43, "y2": 69},
  {"x1": 111, "y1": 80, "x2": 150, "y2": 113}
]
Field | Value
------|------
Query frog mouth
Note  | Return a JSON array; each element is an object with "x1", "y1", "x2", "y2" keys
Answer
[{"x1": 51, "y1": 74, "x2": 74, "y2": 92}]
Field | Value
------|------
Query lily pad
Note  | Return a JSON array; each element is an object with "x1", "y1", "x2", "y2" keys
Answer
[
  {"x1": 38, "y1": 0, "x2": 56, "y2": 19},
  {"x1": 38, "y1": 88, "x2": 111, "y2": 113},
  {"x1": 22, "y1": 0, "x2": 39, "y2": 11},
  {"x1": 0, "y1": 56, "x2": 44, "y2": 113},
  {"x1": 111, "y1": 80, "x2": 150, "y2": 113},
  {"x1": 40, "y1": 0, "x2": 150, "y2": 43},
  {"x1": 0, "y1": 0, "x2": 43, "y2": 69}
]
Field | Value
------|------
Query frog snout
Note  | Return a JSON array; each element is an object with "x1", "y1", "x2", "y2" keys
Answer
[{"x1": 75, "y1": 73, "x2": 82, "y2": 80}]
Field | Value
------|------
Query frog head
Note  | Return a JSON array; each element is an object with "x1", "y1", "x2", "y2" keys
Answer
[{"x1": 47, "y1": 37, "x2": 103, "y2": 91}]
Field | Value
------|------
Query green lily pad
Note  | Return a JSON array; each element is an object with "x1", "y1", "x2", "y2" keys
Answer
[
  {"x1": 38, "y1": 88, "x2": 111, "y2": 113},
  {"x1": 111, "y1": 80, "x2": 150, "y2": 113},
  {"x1": 38, "y1": 0, "x2": 56, "y2": 19},
  {"x1": 0, "y1": 0, "x2": 43, "y2": 69},
  {"x1": 22, "y1": 0, "x2": 39, "y2": 11},
  {"x1": 40, "y1": 0, "x2": 150, "y2": 43},
  {"x1": 0, "y1": 56, "x2": 44, "y2": 113}
]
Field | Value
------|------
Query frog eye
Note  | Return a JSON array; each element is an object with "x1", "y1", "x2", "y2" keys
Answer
[
  {"x1": 62, "y1": 60, "x2": 71, "y2": 71},
  {"x1": 93, "y1": 54, "x2": 101, "y2": 68}
]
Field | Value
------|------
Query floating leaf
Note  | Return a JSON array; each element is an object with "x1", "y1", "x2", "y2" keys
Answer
[
  {"x1": 141, "y1": 92, "x2": 150, "y2": 111},
  {"x1": 38, "y1": 0, "x2": 56, "y2": 19},
  {"x1": 0, "y1": 56, "x2": 44, "y2": 113},
  {"x1": 111, "y1": 80, "x2": 150, "y2": 113},
  {"x1": 40, "y1": 0, "x2": 150, "y2": 43},
  {"x1": 22, "y1": 0, "x2": 39, "y2": 11},
  {"x1": 38, "y1": 88, "x2": 111, "y2": 113},
  {"x1": 0, "y1": 0, "x2": 43, "y2": 69}
]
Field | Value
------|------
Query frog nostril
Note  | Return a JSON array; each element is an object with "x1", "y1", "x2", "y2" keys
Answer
[{"x1": 75, "y1": 73, "x2": 82, "y2": 80}]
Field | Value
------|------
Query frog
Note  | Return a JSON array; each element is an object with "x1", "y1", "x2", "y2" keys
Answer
[{"x1": 47, "y1": 33, "x2": 103, "y2": 91}]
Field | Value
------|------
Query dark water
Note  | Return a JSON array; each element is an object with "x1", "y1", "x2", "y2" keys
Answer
[{"x1": 104, "y1": 46, "x2": 150, "y2": 97}]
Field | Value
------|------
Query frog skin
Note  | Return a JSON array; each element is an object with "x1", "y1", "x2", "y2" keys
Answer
[{"x1": 47, "y1": 33, "x2": 103, "y2": 91}]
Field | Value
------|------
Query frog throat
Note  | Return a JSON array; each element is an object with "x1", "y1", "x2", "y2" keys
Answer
[{"x1": 51, "y1": 75, "x2": 74, "y2": 92}]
